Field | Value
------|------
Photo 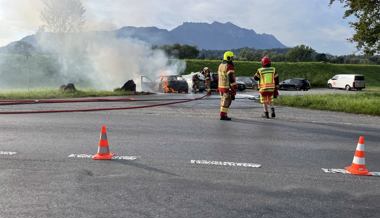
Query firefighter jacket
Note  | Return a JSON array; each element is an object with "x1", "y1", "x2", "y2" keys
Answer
[
  {"x1": 218, "y1": 61, "x2": 237, "y2": 94},
  {"x1": 254, "y1": 67, "x2": 278, "y2": 92}
]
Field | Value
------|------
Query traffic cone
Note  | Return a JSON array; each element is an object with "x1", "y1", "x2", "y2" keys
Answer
[
  {"x1": 345, "y1": 136, "x2": 370, "y2": 176},
  {"x1": 93, "y1": 125, "x2": 114, "y2": 160}
]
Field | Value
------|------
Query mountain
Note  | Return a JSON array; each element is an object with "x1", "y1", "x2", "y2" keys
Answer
[
  {"x1": 116, "y1": 22, "x2": 286, "y2": 50},
  {"x1": 0, "y1": 22, "x2": 286, "y2": 52}
]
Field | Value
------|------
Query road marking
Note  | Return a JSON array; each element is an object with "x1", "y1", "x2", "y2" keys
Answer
[
  {"x1": 322, "y1": 168, "x2": 349, "y2": 174},
  {"x1": 68, "y1": 154, "x2": 138, "y2": 160},
  {"x1": 191, "y1": 160, "x2": 261, "y2": 168},
  {"x1": 322, "y1": 168, "x2": 380, "y2": 177},
  {"x1": 0, "y1": 151, "x2": 17, "y2": 156}
]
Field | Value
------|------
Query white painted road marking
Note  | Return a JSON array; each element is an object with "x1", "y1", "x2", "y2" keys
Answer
[
  {"x1": 322, "y1": 168, "x2": 380, "y2": 177},
  {"x1": 191, "y1": 160, "x2": 261, "y2": 168},
  {"x1": 0, "y1": 151, "x2": 17, "y2": 156},
  {"x1": 68, "y1": 154, "x2": 138, "y2": 160},
  {"x1": 322, "y1": 168, "x2": 349, "y2": 174}
]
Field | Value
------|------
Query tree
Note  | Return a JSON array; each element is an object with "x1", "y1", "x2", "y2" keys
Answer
[
  {"x1": 41, "y1": 0, "x2": 86, "y2": 33},
  {"x1": 286, "y1": 45, "x2": 316, "y2": 62},
  {"x1": 330, "y1": 0, "x2": 380, "y2": 55},
  {"x1": 315, "y1": 53, "x2": 328, "y2": 62},
  {"x1": 158, "y1": 44, "x2": 199, "y2": 59},
  {"x1": 237, "y1": 48, "x2": 255, "y2": 61}
]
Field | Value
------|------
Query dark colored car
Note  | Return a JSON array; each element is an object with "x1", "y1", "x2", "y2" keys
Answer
[
  {"x1": 209, "y1": 73, "x2": 246, "y2": 92},
  {"x1": 210, "y1": 72, "x2": 219, "y2": 90},
  {"x1": 236, "y1": 76, "x2": 258, "y2": 89},
  {"x1": 158, "y1": 75, "x2": 189, "y2": 93},
  {"x1": 237, "y1": 81, "x2": 246, "y2": 91},
  {"x1": 279, "y1": 78, "x2": 311, "y2": 91}
]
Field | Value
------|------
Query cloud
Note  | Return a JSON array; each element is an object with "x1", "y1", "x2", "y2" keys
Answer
[{"x1": 0, "y1": 0, "x2": 42, "y2": 44}]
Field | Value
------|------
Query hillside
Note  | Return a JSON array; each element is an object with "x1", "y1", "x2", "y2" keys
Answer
[
  {"x1": 185, "y1": 60, "x2": 380, "y2": 87},
  {"x1": 116, "y1": 22, "x2": 286, "y2": 50}
]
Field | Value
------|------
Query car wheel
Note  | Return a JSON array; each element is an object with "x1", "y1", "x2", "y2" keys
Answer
[
  {"x1": 328, "y1": 84, "x2": 332, "y2": 89},
  {"x1": 345, "y1": 85, "x2": 351, "y2": 91}
]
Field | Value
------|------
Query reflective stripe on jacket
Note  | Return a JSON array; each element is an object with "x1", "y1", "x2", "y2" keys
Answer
[
  {"x1": 257, "y1": 67, "x2": 276, "y2": 91},
  {"x1": 218, "y1": 62, "x2": 235, "y2": 93}
]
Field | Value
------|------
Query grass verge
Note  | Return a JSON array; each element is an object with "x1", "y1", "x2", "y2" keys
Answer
[
  {"x1": 0, "y1": 89, "x2": 137, "y2": 100},
  {"x1": 275, "y1": 92, "x2": 380, "y2": 116},
  {"x1": 185, "y1": 60, "x2": 380, "y2": 87}
]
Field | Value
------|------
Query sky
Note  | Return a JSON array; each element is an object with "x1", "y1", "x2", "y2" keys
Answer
[{"x1": 0, "y1": 0, "x2": 357, "y2": 55}]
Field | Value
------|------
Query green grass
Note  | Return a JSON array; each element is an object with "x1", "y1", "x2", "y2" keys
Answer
[
  {"x1": 0, "y1": 89, "x2": 135, "y2": 100},
  {"x1": 275, "y1": 92, "x2": 380, "y2": 116},
  {"x1": 185, "y1": 60, "x2": 380, "y2": 87}
]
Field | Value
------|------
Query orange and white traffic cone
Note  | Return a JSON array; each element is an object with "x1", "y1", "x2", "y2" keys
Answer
[
  {"x1": 345, "y1": 136, "x2": 370, "y2": 176},
  {"x1": 93, "y1": 125, "x2": 114, "y2": 160}
]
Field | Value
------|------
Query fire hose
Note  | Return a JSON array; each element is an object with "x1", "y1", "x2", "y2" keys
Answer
[{"x1": 0, "y1": 95, "x2": 209, "y2": 115}]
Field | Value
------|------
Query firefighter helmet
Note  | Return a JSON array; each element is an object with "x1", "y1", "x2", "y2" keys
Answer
[
  {"x1": 223, "y1": 51, "x2": 234, "y2": 61},
  {"x1": 261, "y1": 56, "x2": 271, "y2": 67}
]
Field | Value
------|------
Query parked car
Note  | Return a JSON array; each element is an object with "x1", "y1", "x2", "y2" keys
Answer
[
  {"x1": 210, "y1": 72, "x2": 219, "y2": 90},
  {"x1": 209, "y1": 72, "x2": 246, "y2": 92},
  {"x1": 236, "y1": 81, "x2": 246, "y2": 91},
  {"x1": 279, "y1": 78, "x2": 311, "y2": 91},
  {"x1": 327, "y1": 74, "x2": 365, "y2": 91},
  {"x1": 236, "y1": 76, "x2": 258, "y2": 89},
  {"x1": 158, "y1": 75, "x2": 189, "y2": 93}
]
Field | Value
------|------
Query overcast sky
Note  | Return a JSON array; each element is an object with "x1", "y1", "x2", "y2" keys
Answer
[{"x1": 0, "y1": 0, "x2": 357, "y2": 55}]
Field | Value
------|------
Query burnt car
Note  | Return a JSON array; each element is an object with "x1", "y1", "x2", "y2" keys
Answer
[
  {"x1": 182, "y1": 72, "x2": 206, "y2": 93},
  {"x1": 158, "y1": 75, "x2": 189, "y2": 93},
  {"x1": 279, "y1": 78, "x2": 311, "y2": 91},
  {"x1": 236, "y1": 76, "x2": 258, "y2": 89}
]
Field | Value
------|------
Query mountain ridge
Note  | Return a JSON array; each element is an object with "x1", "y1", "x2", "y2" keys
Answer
[{"x1": 0, "y1": 22, "x2": 286, "y2": 52}]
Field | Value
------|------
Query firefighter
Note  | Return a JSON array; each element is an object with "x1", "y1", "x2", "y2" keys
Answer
[
  {"x1": 254, "y1": 56, "x2": 279, "y2": 119},
  {"x1": 201, "y1": 67, "x2": 212, "y2": 95},
  {"x1": 218, "y1": 51, "x2": 238, "y2": 121},
  {"x1": 192, "y1": 73, "x2": 200, "y2": 93}
]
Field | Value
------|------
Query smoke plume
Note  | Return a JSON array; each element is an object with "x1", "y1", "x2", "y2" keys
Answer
[{"x1": 0, "y1": 0, "x2": 186, "y2": 91}]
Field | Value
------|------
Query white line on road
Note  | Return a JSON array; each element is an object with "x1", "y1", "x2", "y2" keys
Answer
[
  {"x1": 68, "y1": 154, "x2": 138, "y2": 160},
  {"x1": 0, "y1": 151, "x2": 17, "y2": 156},
  {"x1": 322, "y1": 168, "x2": 380, "y2": 177},
  {"x1": 191, "y1": 160, "x2": 261, "y2": 168}
]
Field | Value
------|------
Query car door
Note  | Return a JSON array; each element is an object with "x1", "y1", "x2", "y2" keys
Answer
[
  {"x1": 280, "y1": 79, "x2": 291, "y2": 90},
  {"x1": 331, "y1": 75, "x2": 339, "y2": 88}
]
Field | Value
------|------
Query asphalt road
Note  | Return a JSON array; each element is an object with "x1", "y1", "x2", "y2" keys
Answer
[{"x1": 0, "y1": 93, "x2": 379, "y2": 218}]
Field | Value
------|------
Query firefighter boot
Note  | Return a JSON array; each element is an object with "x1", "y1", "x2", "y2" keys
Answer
[
  {"x1": 271, "y1": 107, "x2": 276, "y2": 118},
  {"x1": 220, "y1": 116, "x2": 232, "y2": 121},
  {"x1": 262, "y1": 112, "x2": 270, "y2": 119},
  {"x1": 220, "y1": 112, "x2": 232, "y2": 121}
]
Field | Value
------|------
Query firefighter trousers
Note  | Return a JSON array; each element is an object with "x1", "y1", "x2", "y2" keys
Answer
[{"x1": 220, "y1": 92, "x2": 232, "y2": 113}]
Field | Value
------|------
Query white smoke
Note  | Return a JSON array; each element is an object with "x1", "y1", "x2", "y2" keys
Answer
[
  {"x1": 0, "y1": 0, "x2": 186, "y2": 91},
  {"x1": 18, "y1": 30, "x2": 185, "y2": 91}
]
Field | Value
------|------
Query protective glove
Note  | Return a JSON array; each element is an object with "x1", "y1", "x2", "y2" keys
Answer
[
  {"x1": 231, "y1": 94, "x2": 235, "y2": 101},
  {"x1": 230, "y1": 89, "x2": 236, "y2": 101},
  {"x1": 274, "y1": 85, "x2": 279, "y2": 98}
]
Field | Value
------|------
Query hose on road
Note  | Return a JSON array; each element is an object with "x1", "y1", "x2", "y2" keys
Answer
[{"x1": 0, "y1": 95, "x2": 209, "y2": 115}]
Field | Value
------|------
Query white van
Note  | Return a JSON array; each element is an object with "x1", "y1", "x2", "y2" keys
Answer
[{"x1": 327, "y1": 74, "x2": 365, "y2": 91}]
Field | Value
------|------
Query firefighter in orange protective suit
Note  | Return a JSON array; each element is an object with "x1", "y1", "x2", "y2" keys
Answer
[
  {"x1": 254, "y1": 56, "x2": 279, "y2": 119},
  {"x1": 218, "y1": 51, "x2": 238, "y2": 121}
]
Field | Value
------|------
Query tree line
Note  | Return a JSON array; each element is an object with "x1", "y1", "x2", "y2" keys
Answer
[{"x1": 155, "y1": 44, "x2": 380, "y2": 65}]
